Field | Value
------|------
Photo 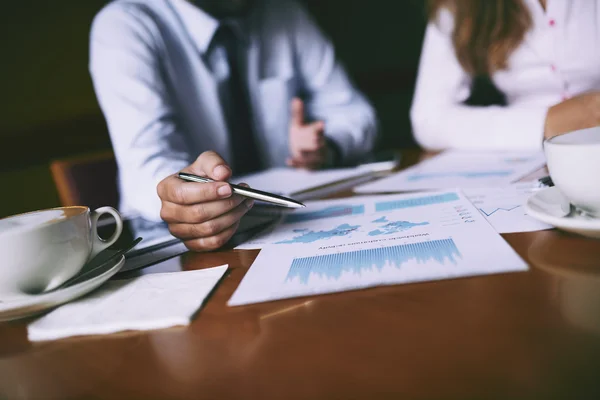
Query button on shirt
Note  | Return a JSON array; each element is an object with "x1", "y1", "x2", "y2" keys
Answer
[
  {"x1": 89, "y1": 0, "x2": 377, "y2": 220},
  {"x1": 410, "y1": 0, "x2": 600, "y2": 151}
]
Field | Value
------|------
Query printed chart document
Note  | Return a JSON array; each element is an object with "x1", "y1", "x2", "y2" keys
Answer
[
  {"x1": 233, "y1": 167, "x2": 373, "y2": 199},
  {"x1": 354, "y1": 151, "x2": 546, "y2": 193},
  {"x1": 464, "y1": 182, "x2": 553, "y2": 234},
  {"x1": 236, "y1": 195, "x2": 382, "y2": 250},
  {"x1": 229, "y1": 191, "x2": 527, "y2": 306}
]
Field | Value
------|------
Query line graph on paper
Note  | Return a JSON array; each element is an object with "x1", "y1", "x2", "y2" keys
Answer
[
  {"x1": 464, "y1": 183, "x2": 553, "y2": 233},
  {"x1": 473, "y1": 202, "x2": 549, "y2": 233},
  {"x1": 478, "y1": 205, "x2": 521, "y2": 217}
]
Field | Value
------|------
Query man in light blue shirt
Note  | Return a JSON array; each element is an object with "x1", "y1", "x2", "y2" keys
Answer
[{"x1": 90, "y1": 0, "x2": 377, "y2": 251}]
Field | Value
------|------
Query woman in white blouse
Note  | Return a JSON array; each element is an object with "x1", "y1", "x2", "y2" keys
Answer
[{"x1": 411, "y1": 0, "x2": 600, "y2": 151}]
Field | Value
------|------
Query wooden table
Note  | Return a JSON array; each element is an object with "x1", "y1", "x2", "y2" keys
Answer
[{"x1": 2, "y1": 150, "x2": 600, "y2": 400}]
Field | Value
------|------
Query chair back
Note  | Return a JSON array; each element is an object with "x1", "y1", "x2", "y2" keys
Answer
[{"x1": 50, "y1": 151, "x2": 119, "y2": 210}]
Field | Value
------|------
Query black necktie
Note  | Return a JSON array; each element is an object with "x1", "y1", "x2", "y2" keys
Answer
[{"x1": 212, "y1": 24, "x2": 262, "y2": 175}]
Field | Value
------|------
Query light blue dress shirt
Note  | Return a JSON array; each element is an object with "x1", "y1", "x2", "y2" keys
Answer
[{"x1": 89, "y1": 0, "x2": 377, "y2": 220}]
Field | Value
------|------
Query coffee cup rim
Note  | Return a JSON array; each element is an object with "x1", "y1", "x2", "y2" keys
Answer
[
  {"x1": 0, "y1": 206, "x2": 90, "y2": 237},
  {"x1": 545, "y1": 126, "x2": 600, "y2": 146}
]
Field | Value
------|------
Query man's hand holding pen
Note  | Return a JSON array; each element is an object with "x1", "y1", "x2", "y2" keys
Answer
[{"x1": 157, "y1": 151, "x2": 254, "y2": 252}]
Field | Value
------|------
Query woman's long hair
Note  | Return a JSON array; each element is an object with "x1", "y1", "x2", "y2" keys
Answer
[{"x1": 428, "y1": 0, "x2": 533, "y2": 76}]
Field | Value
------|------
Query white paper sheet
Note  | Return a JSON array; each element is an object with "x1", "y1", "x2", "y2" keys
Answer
[
  {"x1": 354, "y1": 151, "x2": 546, "y2": 193},
  {"x1": 229, "y1": 191, "x2": 527, "y2": 306},
  {"x1": 233, "y1": 167, "x2": 372, "y2": 196},
  {"x1": 464, "y1": 182, "x2": 554, "y2": 234},
  {"x1": 28, "y1": 265, "x2": 228, "y2": 341}
]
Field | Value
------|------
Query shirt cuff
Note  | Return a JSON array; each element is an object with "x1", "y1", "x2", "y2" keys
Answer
[
  {"x1": 490, "y1": 106, "x2": 550, "y2": 150},
  {"x1": 325, "y1": 128, "x2": 360, "y2": 165}
]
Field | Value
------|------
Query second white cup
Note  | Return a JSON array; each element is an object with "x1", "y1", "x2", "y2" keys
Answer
[{"x1": 544, "y1": 126, "x2": 600, "y2": 218}]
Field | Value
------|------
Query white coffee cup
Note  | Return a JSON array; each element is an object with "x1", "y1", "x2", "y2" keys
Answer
[
  {"x1": 0, "y1": 206, "x2": 123, "y2": 299},
  {"x1": 544, "y1": 126, "x2": 600, "y2": 217}
]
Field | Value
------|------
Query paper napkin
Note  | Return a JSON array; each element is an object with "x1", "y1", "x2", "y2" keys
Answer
[{"x1": 28, "y1": 265, "x2": 228, "y2": 342}]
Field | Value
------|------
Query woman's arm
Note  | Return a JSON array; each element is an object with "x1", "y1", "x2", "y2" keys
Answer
[
  {"x1": 544, "y1": 92, "x2": 600, "y2": 138},
  {"x1": 410, "y1": 11, "x2": 548, "y2": 151}
]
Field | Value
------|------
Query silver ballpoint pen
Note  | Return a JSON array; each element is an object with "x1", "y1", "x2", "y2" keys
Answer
[{"x1": 178, "y1": 172, "x2": 306, "y2": 209}]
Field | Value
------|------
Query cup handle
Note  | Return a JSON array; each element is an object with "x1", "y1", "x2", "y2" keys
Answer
[{"x1": 89, "y1": 206, "x2": 123, "y2": 260}]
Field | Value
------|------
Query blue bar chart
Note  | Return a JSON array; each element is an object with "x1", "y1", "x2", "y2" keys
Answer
[
  {"x1": 375, "y1": 192, "x2": 459, "y2": 212},
  {"x1": 285, "y1": 205, "x2": 365, "y2": 223},
  {"x1": 286, "y1": 238, "x2": 462, "y2": 284}
]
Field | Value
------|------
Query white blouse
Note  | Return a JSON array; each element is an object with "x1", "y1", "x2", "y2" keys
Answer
[{"x1": 410, "y1": 0, "x2": 600, "y2": 151}]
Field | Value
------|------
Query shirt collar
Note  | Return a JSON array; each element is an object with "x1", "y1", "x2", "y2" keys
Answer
[{"x1": 169, "y1": 0, "x2": 249, "y2": 54}]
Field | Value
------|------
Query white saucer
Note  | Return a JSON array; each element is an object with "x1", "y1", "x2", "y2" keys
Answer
[
  {"x1": 0, "y1": 255, "x2": 125, "y2": 322},
  {"x1": 525, "y1": 187, "x2": 600, "y2": 239}
]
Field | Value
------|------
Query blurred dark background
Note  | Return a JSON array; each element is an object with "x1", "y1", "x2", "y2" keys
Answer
[{"x1": 0, "y1": 0, "x2": 426, "y2": 218}]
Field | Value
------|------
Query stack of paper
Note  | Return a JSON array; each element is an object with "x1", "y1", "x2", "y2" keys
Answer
[
  {"x1": 229, "y1": 190, "x2": 528, "y2": 306},
  {"x1": 233, "y1": 167, "x2": 375, "y2": 200},
  {"x1": 354, "y1": 151, "x2": 546, "y2": 193}
]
